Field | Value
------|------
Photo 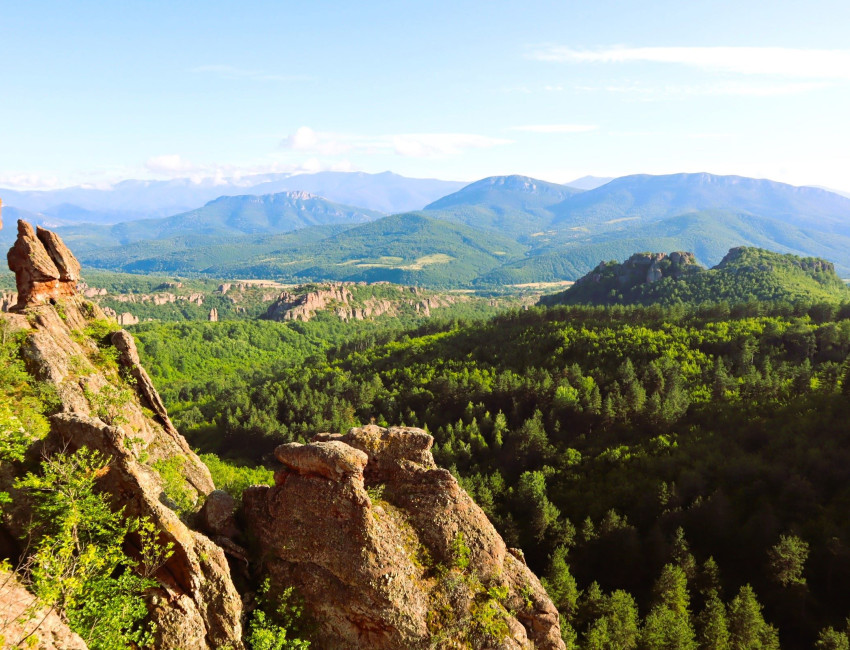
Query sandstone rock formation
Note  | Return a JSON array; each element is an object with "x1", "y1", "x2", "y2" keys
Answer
[
  {"x1": 265, "y1": 284, "x2": 353, "y2": 322},
  {"x1": 264, "y1": 283, "x2": 462, "y2": 323},
  {"x1": 6, "y1": 220, "x2": 81, "y2": 309},
  {"x1": 244, "y1": 425, "x2": 565, "y2": 650},
  {"x1": 209, "y1": 307, "x2": 219, "y2": 322},
  {"x1": 2, "y1": 226, "x2": 243, "y2": 647}
]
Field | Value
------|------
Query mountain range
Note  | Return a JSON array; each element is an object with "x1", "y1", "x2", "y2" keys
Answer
[
  {"x1": 0, "y1": 171, "x2": 465, "y2": 225},
  {"x1": 4, "y1": 170, "x2": 850, "y2": 287}
]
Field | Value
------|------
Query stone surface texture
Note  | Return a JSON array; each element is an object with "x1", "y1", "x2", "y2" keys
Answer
[
  {"x1": 244, "y1": 424, "x2": 565, "y2": 650},
  {"x1": 6, "y1": 220, "x2": 80, "y2": 309}
]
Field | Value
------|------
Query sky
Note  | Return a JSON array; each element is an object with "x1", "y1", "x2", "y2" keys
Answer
[{"x1": 1, "y1": 0, "x2": 849, "y2": 191}]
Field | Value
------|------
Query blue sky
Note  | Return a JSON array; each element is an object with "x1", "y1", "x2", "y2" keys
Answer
[{"x1": 2, "y1": 0, "x2": 849, "y2": 190}]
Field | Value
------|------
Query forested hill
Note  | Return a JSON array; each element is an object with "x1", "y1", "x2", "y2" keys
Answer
[{"x1": 542, "y1": 247, "x2": 850, "y2": 307}]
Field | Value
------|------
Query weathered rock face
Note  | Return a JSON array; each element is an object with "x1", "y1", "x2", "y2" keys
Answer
[
  {"x1": 208, "y1": 307, "x2": 219, "y2": 322},
  {"x1": 0, "y1": 567, "x2": 88, "y2": 649},
  {"x1": 45, "y1": 414, "x2": 242, "y2": 649},
  {"x1": 6, "y1": 220, "x2": 81, "y2": 309},
  {"x1": 2, "y1": 293, "x2": 242, "y2": 648},
  {"x1": 244, "y1": 425, "x2": 565, "y2": 650}
]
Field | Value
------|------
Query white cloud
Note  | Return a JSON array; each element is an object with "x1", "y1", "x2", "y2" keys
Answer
[
  {"x1": 0, "y1": 173, "x2": 64, "y2": 190},
  {"x1": 281, "y1": 127, "x2": 512, "y2": 158},
  {"x1": 391, "y1": 133, "x2": 512, "y2": 157},
  {"x1": 528, "y1": 46, "x2": 850, "y2": 80},
  {"x1": 575, "y1": 80, "x2": 833, "y2": 100},
  {"x1": 511, "y1": 124, "x2": 597, "y2": 133},
  {"x1": 145, "y1": 154, "x2": 197, "y2": 174},
  {"x1": 141, "y1": 153, "x2": 354, "y2": 183}
]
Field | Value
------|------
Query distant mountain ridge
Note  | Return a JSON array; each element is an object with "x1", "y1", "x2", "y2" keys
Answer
[
  {"x1": 541, "y1": 247, "x2": 850, "y2": 307},
  {"x1": 7, "y1": 170, "x2": 850, "y2": 288},
  {"x1": 0, "y1": 171, "x2": 465, "y2": 224},
  {"x1": 548, "y1": 173, "x2": 850, "y2": 233},
  {"x1": 422, "y1": 175, "x2": 581, "y2": 238},
  {"x1": 53, "y1": 191, "x2": 384, "y2": 249}
]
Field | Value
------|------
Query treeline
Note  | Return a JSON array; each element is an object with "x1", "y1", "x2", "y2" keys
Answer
[{"x1": 135, "y1": 301, "x2": 850, "y2": 646}]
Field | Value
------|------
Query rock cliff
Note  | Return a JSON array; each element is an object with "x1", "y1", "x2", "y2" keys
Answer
[
  {"x1": 2, "y1": 221, "x2": 243, "y2": 649},
  {"x1": 243, "y1": 425, "x2": 565, "y2": 649}
]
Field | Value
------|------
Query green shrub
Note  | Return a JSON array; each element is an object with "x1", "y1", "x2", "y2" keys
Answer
[
  {"x1": 246, "y1": 578, "x2": 311, "y2": 649},
  {"x1": 152, "y1": 455, "x2": 196, "y2": 515},
  {"x1": 15, "y1": 448, "x2": 170, "y2": 649}
]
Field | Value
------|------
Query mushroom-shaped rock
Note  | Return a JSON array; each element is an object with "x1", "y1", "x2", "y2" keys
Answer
[
  {"x1": 342, "y1": 424, "x2": 436, "y2": 480},
  {"x1": 274, "y1": 441, "x2": 368, "y2": 483},
  {"x1": 245, "y1": 426, "x2": 566, "y2": 649}
]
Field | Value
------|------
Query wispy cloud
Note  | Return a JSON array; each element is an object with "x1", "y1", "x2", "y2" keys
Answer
[
  {"x1": 511, "y1": 124, "x2": 597, "y2": 133},
  {"x1": 575, "y1": 80, "x2": 833, "y2": 100},
  {"x1": 143, "y1": 153, "x2": 352, "y2": 183},
  {"x1": 190, "y1": 64, "x2": 309, "y2": 82},
  {"x1": 281, "y1": 126, "x2": 512, "y2": 158},
  {"x1": 528, "y1": 46, "x2": 850, "y2": 80}
]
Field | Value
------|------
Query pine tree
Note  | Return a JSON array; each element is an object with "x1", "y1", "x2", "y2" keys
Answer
[
  {"x1": 641, "y1": 564, "x2": 698, "y2": 650},
  {"x1": 727, "y1": 585, "x2": 779, "y2": 650},
  {"x1": 697, "y1": 592, "x2": 730, "y2": 650}
]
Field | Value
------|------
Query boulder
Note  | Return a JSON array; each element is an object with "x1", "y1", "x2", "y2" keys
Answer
[{"x1": 198, "y1": 489, "x2": 238, "y2": 539}]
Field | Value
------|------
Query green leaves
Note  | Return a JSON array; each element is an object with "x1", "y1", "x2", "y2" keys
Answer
[{"x1": 15, "y1": 448, "x2": 171, "y2": 649}]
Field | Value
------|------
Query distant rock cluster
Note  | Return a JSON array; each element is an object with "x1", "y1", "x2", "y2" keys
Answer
[
  {"x1": 264, "y1": 283, "x2": 460, "y2": 323},
  {"x1": 584, "y1": 251, "x2": 699, "y2": 288}
]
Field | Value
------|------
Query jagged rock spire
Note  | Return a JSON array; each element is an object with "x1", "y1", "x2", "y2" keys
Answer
[{"x1": 6, "y1": 219, "x2": 81, "y2": 310}]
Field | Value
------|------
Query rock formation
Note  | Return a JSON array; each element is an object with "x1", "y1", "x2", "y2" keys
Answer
[
  {"x1": 2, "y1": 221, "x2": 243, "y2": 648},
  {"x1": 264, "y1": 283, "x2": 462, "y2": 323},
  {"x1": 579, "y1": 251, "x2": 699, "y2": 289},
  {"x1": 6, "y1": 220, "x2": 81, "y2": 309},
  {"x1": 209, "y1": 307, "x2": 219, "y2": 322},
  {"x1": 244, "y1": 425, "x2": 565, "y2": 649},
  {"x1": 265, "y1": 284, "x2": 353, "y2": 322}
]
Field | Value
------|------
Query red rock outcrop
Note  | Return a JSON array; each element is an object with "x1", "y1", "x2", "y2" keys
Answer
[
  {"x1": 6, "y1": 220, "x2": 81, "y2": 309},
  {"x1": 243, "y1": 425, "x2": 565, "y2": 650}
]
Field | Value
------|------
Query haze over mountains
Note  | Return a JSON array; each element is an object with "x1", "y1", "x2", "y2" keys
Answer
[
  {"x1": 0, "y1": 171, "x2": 465, "y2": 225},
  {"x1": 3, "y1": 170, "x2": 850, "y2": 287}
]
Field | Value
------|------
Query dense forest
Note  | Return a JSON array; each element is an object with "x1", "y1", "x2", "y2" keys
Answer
[{"x1": 132, "y1": 296, "x2": 850, "y2": 648}]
